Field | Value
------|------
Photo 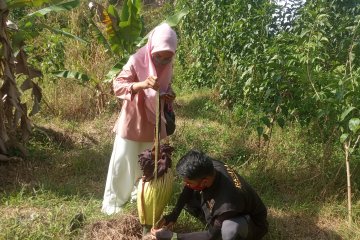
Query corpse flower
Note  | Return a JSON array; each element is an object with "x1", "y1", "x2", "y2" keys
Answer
[{"x1": 138, "y1": 144, "x2": 174, "y2": 182}]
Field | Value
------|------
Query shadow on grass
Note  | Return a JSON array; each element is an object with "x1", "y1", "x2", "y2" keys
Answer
[
  {"x1": 154, "y1": 148, "x2": 344, "y2": 240},
  {"x1": 159, "y1": 203, "x2": 342, "y2": 240},
  {"x1": 32, "y1": 125, "x2": 99, "y2": 150},
  {"x1": 0, "y1": 124, "x2": 113, "y2": 200},
  {"x1": 266, "y1": 211, "x2": 342, "y2": 240},
  {"x1": 0, "y1": 92, "x2": 354, "y2": 239},
  {"x1": 37, "y1": 147, "x2": 112, "y2": 198},
  {"x1": 175, "y1": 92, "x2": 230, "y2": 124}
]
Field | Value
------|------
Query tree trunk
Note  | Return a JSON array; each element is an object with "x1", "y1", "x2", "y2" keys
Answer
[
  {"x1": 0, "y1": 0, "x2": 29, "y2": 158},
  {"x1": 344, "y1": 141, "x2": 352, "y2": 225}
]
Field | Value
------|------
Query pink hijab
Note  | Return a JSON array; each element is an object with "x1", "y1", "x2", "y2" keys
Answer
[{"x1": 125, "y1": 23, "x2": 177, "y2": 124}]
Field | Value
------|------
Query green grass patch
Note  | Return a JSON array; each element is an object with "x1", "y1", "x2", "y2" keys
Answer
[{"x1": 1, "y1": 88, "x2": 359, "y2": 239}]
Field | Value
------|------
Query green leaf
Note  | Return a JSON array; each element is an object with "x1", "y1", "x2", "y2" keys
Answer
[
  {"x1": 261, "y1": 116, "x2": 271, "y2": 128},
  {"x1": 26, "y1": 0, "x2": 80, "y2": 17},
  {"x1": 6, "y1": 0, "x2": 52, "y2": 9},
  {"x1": 24, "y1": 21, "x2": 33, "y2": 28},
  {"x1": 300, "y1": 30, "x2": 310, "y2": 38},
  {"x1": 320, "y1": 37, "x2": 329, "y2": 42},
  {"x1": 89, "y1": 19, "x2": 112, "y2": 54},
  {"x1": 41, "y1": 24, "x2": 88, "y2": 44},
  {"x1": 340, "y1": 133, "x2": 349, "y2": 143},
  {"x1": 104, "y1": 57, "x2": 129, "y2": 83},
  {"x1": 53, "y1": 70, "x2": 90, "y2": 85},
  {"x1": 340, "y1": 106, "x2": 355, "y2": 121},
  {"x1": 118, "y1": 0, "x2": 142, "y2": 44},
  {"x1": 163, "y1": 7, "x2": 189, "y2": 27},
  {"x1": 136, "y1": 31, "x2": 150, "y2": 48},
  {"x1": 90, "y1": 2, "x2": 121, "y2": 47},
  {"x1": 136, "y1": 7, "x2": 189, "y2": 48},
  {"x1": 277, "y1": 117, "x2": 285, "y2": 128},
  {"x1": 317, "y1": 14, "x2": 329, "y2": 20},
  {"x1": 108, "y1": 4, "x2": 120, "y2": 21},
  {"x1": 12, "y1": 29, "x2": 39, "y2": 47},
  {"x1": 257, "y1": 126, "x2": 263, "y2": 136},
  {"x1": 349, "y1": 118, "x2": 360, "y2": 133},
  {"x1": 119, "y1": 1, "x2": 129, "y2": 22},
  {"x1": 263, "y1": 133, "x2": 269, "y2": 141}
]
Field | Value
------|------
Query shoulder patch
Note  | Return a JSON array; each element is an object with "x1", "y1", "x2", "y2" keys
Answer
[{"x1": 224, "y1": 164, "x2": 242, "y2": 189}]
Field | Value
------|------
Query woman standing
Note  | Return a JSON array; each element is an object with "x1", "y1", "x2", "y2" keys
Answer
[{"x1": 102, "y1": 23, "x2": 177, "y2": 215}]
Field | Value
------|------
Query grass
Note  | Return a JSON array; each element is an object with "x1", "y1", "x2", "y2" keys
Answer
[{"x1": 1, "y1": 88, "x2": 360, "y2": 239}]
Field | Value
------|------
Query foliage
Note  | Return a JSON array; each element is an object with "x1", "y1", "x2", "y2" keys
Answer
[
  {"x1": 175, "y1": 0, "x2": 278, "y2": 135},
  {"x1": 49, "y1": 1, "x2": 188, "y2": 117},
  {"x1": 1, "y1": 89, "x2": 359, "y2": 239},
  {"x1": 88, "y1": 0, "x2": 188, "y2": 81},
  {"x1": 1, "y1": 0, "x2": 189, "y2": 159},
  {"x1": 0, "y1": 0, "x2": 81, "y2": 159},
  {"x1": 175, "y1": 0, "x2": 360, "y2": 222},
  {"x1": 89, "y1": 0, "x2": 143, "y2": 58},
  {"x1": 175, "y1": 0, "x2": 360, "y2": 144},
  {"x1": 1, "y1": 1, "x2": 360, "y2": 238}
]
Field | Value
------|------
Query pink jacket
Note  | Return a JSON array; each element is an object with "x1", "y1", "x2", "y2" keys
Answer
[{"x1": 112, "y1": 66, "x2": 168, "y2": 142}]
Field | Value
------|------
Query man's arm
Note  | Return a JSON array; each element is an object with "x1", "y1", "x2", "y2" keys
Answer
[
  {"x1": 179, "y1": 211, "x2": 242, "y2": 240},
  {"x1": 162, "y1": 187, "x2": 194, "y2": 225},
  {"x1": 155, "y1": 212, "x2": 237, "y2": 240}
]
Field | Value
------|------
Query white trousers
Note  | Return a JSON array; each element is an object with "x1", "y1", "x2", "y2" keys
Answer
[{"x1": 102, "y1": 134, "x2": 152, "y2": 215}]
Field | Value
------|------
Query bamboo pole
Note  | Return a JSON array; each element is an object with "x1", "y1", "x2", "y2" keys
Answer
[{"x1": 152, "y1": 88, "x2": 160, "y2": 227}]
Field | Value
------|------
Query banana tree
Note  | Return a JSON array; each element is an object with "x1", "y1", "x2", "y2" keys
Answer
[
  {"x1": 52, "y1": 1, "x2": 188, "y2": 113},
  {"x1": 89, "y1": 0, "x2": 188, "y2": 80},
  {"x1": 56, "y1": 0, "x2": 144, "y2": 113},
  {"x1": 0, "y1": 0, "x2": 81, "y2": 160}
]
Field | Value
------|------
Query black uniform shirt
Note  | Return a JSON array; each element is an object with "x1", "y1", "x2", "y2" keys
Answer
[
  {"x1": 201, "y1": 160, "x2": 268, "y2": 238},
  {"x1": 165, "y1": 160, "x2": 268, "y2": 239}
]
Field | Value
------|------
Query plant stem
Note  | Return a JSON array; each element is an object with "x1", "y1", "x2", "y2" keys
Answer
[{"x1": 344, "y1": 141, "x2": 352, "y2": 225}]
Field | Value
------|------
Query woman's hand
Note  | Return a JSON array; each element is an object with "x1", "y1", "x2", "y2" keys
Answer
[
  {"x1": 142, "y1": 76, "x2": 159, "y2": 90},
  {"x1": 131, "y1": 76, "x2": 159, "y2": 93}
]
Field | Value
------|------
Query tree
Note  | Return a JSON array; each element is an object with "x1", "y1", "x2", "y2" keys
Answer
[
  {"x1": 0, "y1": 0, "x2": 80, "y2": 160},
  {"x1": 174, "y1": 0, "x2": 360, "y2": 223}
]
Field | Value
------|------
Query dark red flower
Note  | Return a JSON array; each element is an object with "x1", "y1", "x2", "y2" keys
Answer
[{"x1": 138, "y1": 144, "x2": 174, "y2": 182}]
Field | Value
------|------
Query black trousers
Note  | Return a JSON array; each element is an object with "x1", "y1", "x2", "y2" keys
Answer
[{"x1": 182, "y1": 192, "x2": 267, "y2": 240}]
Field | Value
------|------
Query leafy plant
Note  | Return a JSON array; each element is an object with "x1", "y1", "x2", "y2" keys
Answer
[
  {"x1": 88, "y1": 0, "x2": 189, "y2": 81},
  {"x1": 50, "y1": 1, "x2": 189, "y2": 115},
  {"x1": 0, "y1": 0, "x2": 81, "y2": 159},
  {"x1": 174, "y1": 0, "x2": 360, "y2": 223}
]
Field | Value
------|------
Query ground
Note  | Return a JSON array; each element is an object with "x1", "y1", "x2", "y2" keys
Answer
[{"x1": 0, "y1": 92, "x2": 359, "y2": 239}]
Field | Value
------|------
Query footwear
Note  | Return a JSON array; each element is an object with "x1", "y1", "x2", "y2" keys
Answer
[{"x1": 101, "y1": 205, "x2": 123, "y2": 215}]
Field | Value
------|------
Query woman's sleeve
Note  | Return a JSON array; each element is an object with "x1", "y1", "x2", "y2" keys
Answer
[{"x1": 113, "y1": 65, "x2": 138, "y2": 101}]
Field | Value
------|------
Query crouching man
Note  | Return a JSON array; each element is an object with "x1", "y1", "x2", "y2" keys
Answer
[{"x1": 152, "y1": 150, "x2": 268, "y2": 240}]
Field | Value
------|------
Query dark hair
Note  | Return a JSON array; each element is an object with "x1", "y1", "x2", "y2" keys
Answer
[{"x1": 176, "y1": 150, "x2": 214, "y2": 180}]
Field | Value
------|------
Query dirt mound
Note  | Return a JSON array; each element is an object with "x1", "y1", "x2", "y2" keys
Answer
[{"x1": 85, "y1": 214, "x2": 145, "y2": 240}]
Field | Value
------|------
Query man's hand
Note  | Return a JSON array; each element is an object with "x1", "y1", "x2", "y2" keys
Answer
[
  {"x1": 156, "y1": 216, "x2": 175, "y2": 230},
  {"x1": 151, "y1": 227, "x2": 174, "y2": 240}
]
